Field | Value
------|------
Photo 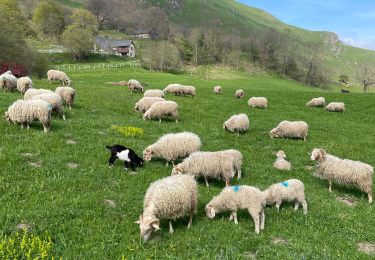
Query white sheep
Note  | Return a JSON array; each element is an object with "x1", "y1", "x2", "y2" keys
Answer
[
  {"x1": 171, "y1": 151, "x2": 235, "y2": 187},
  {"x1": 263, "y1": 179, "x2": 307, "y2": 214},
  {"x1": 144, "y1": 89, "x2": 165, "y2": 98},
  {"x1": 325, "y1": 102, "x2": 345, "y2": 112},
  {"x1": 134, "y1": 97, "x2": 165, "y2": 113},
  {"x1": 205, "y1": 185, "x2": 266, "y2": 234},
  {"x1": 47, "y1": 70, "x2": 71, "y2": 86},
  {"x1": 269, "y1": 120, "x2": 308, "y2": 141},
  {"x1": 16, "y1": 77, "x2": 33, "y2": 94},
  {"x1": 213, "y1": 86, "x2": 222, "y2": 94},
  {"x1": 235, "y1": 89, "x2": 244, "y2": 99},
  {"x1": 223, "y1": 113, "x2": 249, "y2": 134},
  {"x1": 127, "y1": 79, "x2": 144, "y2": 93},
  {"x1": 24, "y1": 88, "x2": 54, "y2": 100},
  {"x1": 143, "y1": 132, "x2": 201, "y2": 166},
  {"x1": 30, "y1": 93, "x2": 65, "y2": 120},
  {"x1": 0, "y1": 72, "x2": 17, "y2": 91},
  {"x1": 216, "y1": 149, "x2": 243, "y2": 179},
  {"x1": 143, "y1": 100, "x2": 178, "y2": 123},
  {"x1": 248, "y1": 97, "x2": 268, "y2": 109},
  {"x1": 273, "y1": 150, "x2": 291, "y2": 171},
  {"x1": 163, "y1": 84, "x2": 196, "y2": 97},
  {"x1": 135, "y1": 174, "x2": 198, "y2": 240},
  {"x1": 55, "y1": 86, "x2": 75, "y2": 109},
  {"x1": 4, "y1": 99, "x2": 52, "y2": 132},
  {"x1": 311, "y1": 148, "x2": 373, "y2": 203},
  {"x1": 306, "y1": 97, "x2": 325, "y2": 107}
]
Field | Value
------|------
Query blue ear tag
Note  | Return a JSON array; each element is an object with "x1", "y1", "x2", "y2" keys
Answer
[
  {"x1": 232, "y1": 186, "x2": 240, "y2": 192},
  {"x1": 280, "y1": 181, "x2": 289, "y2": 187}
]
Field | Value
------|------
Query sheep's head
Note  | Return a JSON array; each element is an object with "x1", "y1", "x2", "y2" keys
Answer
[
  {"x1": 171, "y1": 165, "x2": 183, "y2": 175},
  {"x1": 135, "y1": 214, "x2": 160, "y2": 241},
  {"x1": 223, "y1": 123, "x2": 227, "y2": 130},
  {"x1": 143, "y1": 148, "x2": 153, "y2": 161},
  {"x1": 134, "y1": 103, "x2": 139, "y2": 112},
  {"x1": 143, "y1": 112, "x2": 151, "y2": 120},
  {"x1": 269, "y1": 128, "x2": 278, "y2": 138},
  {"x1": 311, "y1": 148, "x2": 326, "y2": 162},
  {"x1": 205, "y1": 206, "x2": 216, "y2": 219},
  {"x1": 3, "y1": 111, "x2": 10, "y2": 122},
  {"x1": 276, "y1": 150, "x2": 286, "y2": 158}
]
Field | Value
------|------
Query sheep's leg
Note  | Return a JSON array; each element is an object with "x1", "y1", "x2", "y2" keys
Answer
[
  {"x1": 175, "y1": 119, "x2": 178, "y2": 124},
  {"x1": 368, "y1": 189, "x2": 373, "y2": 204},
  {"x1": 328, "y1": 180, "x2": 332, "y2": 192},
  {"x1": 159, "y1": 118, "x2": 162, "y2": 123},
  {"x1": 165, "y1": 161, "x2": 169, "y2": 167},
  {"x1": 21, "y1": 123, "x2": 25, "y2": 129},
  {"x1": 229, "y1": 211, "x2": 238, "y2": 224},
  {"x1": 169, "y1": 221, "x2": 174, "y2": 234},
  {"x1": 26, "y1": 124, "x2": 30, "y2": 130},
  {"x1": 237, "y1": 170, "x2": 241, "y2": 180},
  {"x1": 124, "y1": 161, "x2": 129, "y2": 171},
  {"x1": 276, "y1": 202, "x2": 281, "y2": 212},
  {"x1": 294, "y1": 201, "x2": 300, "y2": 211},
  {"x1": 249, "y1": 211, "x2": 260, "y2": 234},
  {"x1": 188, "y1": 199, "x2": 196, "y2": 229},
  {"x1": 302, "y1": 200, "x2": 308, "y2": 214},
  {"x1": 260, "y1": 209, "x2": 265, "y2": 230},
  {"x1": 204, "y1": 177, "x2": 209, "y2": 187},
  {"x1": 225, "y1": 179, "x2": 231, "y2": 187}
]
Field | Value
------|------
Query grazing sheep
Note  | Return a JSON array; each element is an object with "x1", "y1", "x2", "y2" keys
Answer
[
  {"x1": 143, "y1": 132, "x2": 201, "y2": 166},
  {"x1": 0, "y1": 72, "x2": 17, "y2": 91},
  {"x1": 223, "y1": 113, "x2": 249, "y2": 134},
  {"x1": 205, "y1": 185, "x2": 266, "y2": 234},
  {"x1": 144, "y1": 89, "x2": 165, "y2": 98},
  {"x1": 263, "y1": 179, "x2": 307, "y2": 214},
  {"x1": 306, "y1": 97, "x2": 325, "y2": 107},
  {"x1": 135, "y1": 174, "x2": 198, "y2": 240},
  {"x1": 325, "y1": 102, "x2": 345, "y2": 112},
  {"x1": 55, "y1": 86, "x2": 75, "y2": 109},
  {"x1": 134, "y1": 97, "x2": 165, "y2": 113},
  {"x1": 269, "y1": 120, "x2": 308, "y2": 141},
  {"x1": 235, "y1": 89, "x2": 244, "y2": 99},
  {"x1": 273, "y1": 151, "x2": 291, "y2": 171},
  {"x1": 47, "y1": 70, "x2": 71, "y2": 86},
  {"x1": 30, "y1": 93, "x2": 65, "y2": 120},
  {"x1": 216, "y1": 149, "x2": 243, "y2": 179},
  {"x1": 213, "y1": 86, "x2": 222, "y2": 94},
  {"x1": 127, "y1": 79, "x2": 144, "y2": 93},
  {"x1": 171, "y1": 151, "x2": 235, "y2": 187},
  {"x1": 4, "y1": 99, "x2": 51, "y2": 132},
  {"x1": 311, "y1": 148, "x2": 373, "y2": 203},
  {"x1": 24, "y1": 88, "x2": 54, "y2": 100},
  {"x1": 16, "y1": 77, "x2": 33, "y2": 94},
  {"x1": 163, "y1": 84, "x2": 196, "y2": 97},
  {"x1": 143, "y1": 101, "x2": 178, "y2": 123},
  {"x1": 248, "y1": 97, "x2": 268, "y2": 109}
]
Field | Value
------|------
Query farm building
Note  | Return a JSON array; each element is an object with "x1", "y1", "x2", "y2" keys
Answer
[{"x1": 94, "y1": 37, "x2": 136, "y2": 58}]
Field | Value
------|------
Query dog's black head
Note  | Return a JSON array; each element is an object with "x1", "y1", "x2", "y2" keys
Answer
[{"x1": 136, "y1": 157, "x2": 144, "y2": 167}]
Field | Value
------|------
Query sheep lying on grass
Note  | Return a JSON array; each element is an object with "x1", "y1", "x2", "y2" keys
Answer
[
  {"x1": 0, "y1": 72, "x2": 17, "y2": 91},
  {"x1": 273, "y1": 151, "x2": 291, "y2": 171},
  {"x1": 311, "y1": 148, "x2": 373, "y2": 203},
  {"x1": 325, "y1": 102, "x2": 345, "y2": 112},
  {"x1": 213, "y1": 86, "x2": 222, "y2": 94},
  {"x1": 134, "y1": 97, "x2": 165, "y2": 113},
  {"x1": 306, "y1": 97, "x2": 325, "y2": 107},
  {"x1": 143, "y1": 101, "x2": 178, "y2": 123},
  {"x1": 30, "y1": 93, "x2": 65, "y2": 120},
  {"x1": 163, "y1": 84, "x2": 196, "y2": 97},
  {"x1": 24, "y1": 88, "x2": 54, "y2": 100},
  {"x1": 47, "y1": 70, "x2": 71, "y2": 85},
  {"x1": 205, "y1": 185, "x2": 266, "y2": 234},
  {"x1": 135, "y1": 174, "x2": 198, "y2": 240},
  {"x1": 235, "y1": 89, "x2": 244, "y2": 98},
  {"x1": 269, "y1": 120, "x2": 308, "y2": 141},
  {"x1": 223, "y1": 113, "x2": 249, "y2": 134},
  {"x1": 143, "y1": 132, "x2": 201, "y2": 166},
  {"x1": 17, "y1": 77, "x2": 33, "y2": 94},
  {"x1": 4, "y1": 99, "x2": 51, "y2": 132},
  {"x1": 127, "y1": 79, "x2": 144, "y2": 93},
  {"x1": 216, "y1": 149, "x2": 243, "y2": 179},
  {"x1": 263, "y1": 179, "x2": 307, "y2": 214},
  {"x1": 171, "y1": 151, "x2": 235, "y2": 187},
  {"x1": 248, "y1": 97, "x2": 268, "y2": 108},
  {"x1": 55, "y1": 86, "x2": 75, "y2": 109},
  {"x1": 144, "y1": 89, "x2": 164, "y2": 98}
]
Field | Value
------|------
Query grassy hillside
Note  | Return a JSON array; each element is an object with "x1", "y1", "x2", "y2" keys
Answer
[{"x1": 1, "y1": 65, "x2": 374, "y2": 258}]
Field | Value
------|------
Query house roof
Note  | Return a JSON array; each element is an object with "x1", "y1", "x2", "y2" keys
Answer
[{"x1": 95, "y1": 37, "x2": 134, "y2": 50}]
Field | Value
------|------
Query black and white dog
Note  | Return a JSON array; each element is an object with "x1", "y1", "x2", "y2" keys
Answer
[{"x1": 106, "y1": 145, "x2": 144, "y2": 171}]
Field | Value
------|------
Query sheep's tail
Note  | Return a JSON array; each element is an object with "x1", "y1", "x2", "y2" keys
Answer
[{"x1": 106, "y1": 145, "x2": 113, "y2": 150}]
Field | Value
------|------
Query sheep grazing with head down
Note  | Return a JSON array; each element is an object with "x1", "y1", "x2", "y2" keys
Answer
[
  {"x1": 223, "y1": 113, "x2": 249, "y2": 134},
  {"x1": 55, "y1": 86, "x2": 75, "y2": 109},
  {"x1": 213, "y1": 86, "x2": 222, "y2": 94},
  {"x1": 171, "y1": 151, "x2": 235, "y2": 187},
  {"x1": 306, "y1": 97, "x2": 325, "y2": 107},
  {"x1": 24, "y1": 88, "x2": 54, "y2": 100},
  {"x1": 135, "y1": 174, "x2": 198, "y2": 241},
  {"x1": 144, "y1": 89, "x2": 165, "y2": 98},
  {"x1": 143, "y1": 101, "x2": 178, "y2": 123},
  {"x1": 30, "y1": 93, "x2": 65, "y2": 120},
  {"x1": 235, "y1": 89, "x2": 244, "y2": 99},
  {"x1": 143, "y1": 132, "x2": 201, "y2": 166},
  {"x1": 16, "y1": 77, "x2": 33, "y2": 94},
  {"x1": 0, "y1": 72, "x2": 17, "y2": 91},
  {"x1": 4, "y1": 99, "x2": 52, "y2": 132},
  {"x1": 325, "y1": 102, "x2": 345, "y2": 112},
  {"x1": 216, "y1": 149, "x2": 243, "y2": 179},
  {"x1": 47, "y1": 70, "x2": 71, "y2": 86},
  {"x1": 205, "y1": 185, "x2": 266, "y2": 234},
  {"x1": 269, "y1": 120, "x2": 308, "y2": 141},
  {"x1": 127, "y1": 79, "x2": 144, "y2": 93},
  {"x1": 273, "y1": 150, "x2": 291, "y2": 171},
  {"x1": 163, "y1": 84, "x2": 196, "y2": 97},
  {"x1": 134, "y1": 97, "x2": 165, "y2": 113},
  {"x1": 248, "y1": 97, "x2": 268, "y2": 109},
  {"x1": 263, "y1": 179, "x2": 307, "y2": 214},
  {"x1": 311, "y1": 148, "x2": 373, "y2": 203}
]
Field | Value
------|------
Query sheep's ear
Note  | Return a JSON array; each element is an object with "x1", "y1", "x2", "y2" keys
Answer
[
  {"x1": 319, "y1": 149, "x2": 326, "y2": 160},
  {"x1": 134, "y1": 214, "x2": 143, "y2": 224},
  {"x1": 209, "y1": 208, "x2": 215, "y2": 218},
  {"x1": 150, "y1": 219, "x2": 160, "y2": 230}
]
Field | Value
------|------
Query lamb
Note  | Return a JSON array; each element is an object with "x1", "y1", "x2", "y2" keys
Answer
[
  {"x1": 306, "y1": 97, "x2": 325, "y2": 107},
  {"x1": 4, "y1": 99, "x2": 52, "y2": 132},
  {"x1": 273, "y1": 150, "x2": 291, "y2": 171},
  {"x1": 47, "y1": 69, "x2": 71, "y2": 86},
  {"x1": 163, "y1": 84, "x2": 196, "y2": 97},
  {"x1": 0, "y1": 72, "x2": 17, "y2": 91},
  {"x1": 213, "y1": 86, "x2": 222, "y2": 94},
  {"x1": 143, "y1": 132, "x2": 201, "y2": 166},
  {"x1": 134, "y1": 97, "x2": 165, "y2": 113},
  {"x1": 30, "y1": 93, "x2": 65, "y2": 120},
  {"x1": 235, "y1": 89, "x2": 244, "y2": 99},
  {"x1": 144, "y1": 89, "x2": 165, "y2": 98},
  {"x1": 135, "y1": 174, "x2": 198, "y2": 241},
  {"x1": 55, "y1": 86, "x2": 75, "y2": 109},
  {"x1": 171, "y1": 151, "x2": 235, "y2": 187},
  {"x1": 216, "y1": 149, "x2": 243, "y2": 179},
  {"x1": 325, "y1": 102, "x2": 345, "y2": 112},
  {"x1": 24, "y1": 88, "x2": 54, "y2": 100},
  {"x1": 16, "y1": 77, "x2": 34, "y2": 94},
  {"x1": 269, "y1": 120, "x2": 308, "y2": 141},
  {"x1": 248, "y1": 97, "x2": 268, "y2": 108},
  {"x1": 205, "y1": 185, "x2": 266, "y2": 234},
  {"x1": 263, "y1": 179, "x2": 307, "y2": 214},
  {"x1": 223, "y1": 113, "x2": 249, "y2": 134},
  {"x1": 127, "y1": 79, "x2": 144, "y2": 93},
  {"x1": 311, "y1": 148, "x2": 373, "y2": 203},
  {"x1": 143, "y1": 100, "x2": 178, "y2": 123}
]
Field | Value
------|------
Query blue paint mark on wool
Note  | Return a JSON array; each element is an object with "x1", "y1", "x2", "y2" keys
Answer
[
  {"x1": 232, "y1": 186, "x2": 240, "y2": 192},
  {"x1": 280, "y1": 181, "x2": 289, "y2": 187}
]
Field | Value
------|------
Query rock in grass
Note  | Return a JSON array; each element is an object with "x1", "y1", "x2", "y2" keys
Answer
[
  {"x1": 28, "y1": 161, "x2": 42, "y2": 168},
  {"x1": 358, "y1": 242, "x2": 375, "y2": 255},
  {"x1": 103, "y1": 199, "x2": 117, "y2": 208},
  {"x1": 66, "y1": 139, "x2": 77, "y2": 145},
  {"x1": 67, "y1": 162, "x2": 79, "y2": 169}
]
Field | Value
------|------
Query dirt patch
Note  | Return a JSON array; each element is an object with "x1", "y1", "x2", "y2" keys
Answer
[
  {"x1": 66, "y1": 139, "x2": 77, "y2": 145},
  {"x1": 17, "y1": 223, "x2": 31, "y2": 231},
  {"x1": 358, "y1": 242, "x2": 375, "y2": 255},
  {"x1": 336, "y1": 196, "x2": 357, "y2": 207},
  {"x1": 98, "y1": 131, "x2": 106, "y2": 135},
  {"x1": 242, "y1": 252, "x2": 257, "y2": 259},
  {"x1": 305, "y1": 165, "x2": 314, "y2": 170},
  {"x1": 129, "y1": 171, "x2": 138, "y2": 176},
  {"x1": 103, "y1": 199, "x2": 117, "y2": 208},
  {"x1": 28, "y1": 161, "x2": 42, "y2": 168},
  {"x1": 272, "y1": 237, "x2": 289, "y2": 245},
  {"x1": 264, "y1": 146, "x2": 270, "y2": 149},
  {"x1": 20, "y1": 152, "x2": 34, "y2": 158},
  {"x1": 67, "y1": 162, "x2": 79, "y2": 169}
]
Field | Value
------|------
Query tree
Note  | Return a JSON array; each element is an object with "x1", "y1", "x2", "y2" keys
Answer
[
  {"x1": 143, "y1": 7, "x2": 170, "y2": 39},
  {"x1": 86, "y1": 0, "x2": 108, "y2": 29},
  {"x1": 356, "y1": 64, "x2": 375, "y2": 93},
  {"x1": 0, "y1": 0, "x2": 30, "y2": 35},
  {"x1": 302, "y1": 41, "x2": 329, "y2": 86},
  {"x1": 32, "y1": 0, "x2": 65, "y2": 39},
  {"x1": 62, "y1": 26, "x2": 93, "y2": 60},
  {"x1": 70, "y1": 9, "x2": 98, "y2": 34}
]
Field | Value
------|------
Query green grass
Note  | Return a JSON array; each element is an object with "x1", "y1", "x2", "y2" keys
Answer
[
  {"x1": 56, "y1": 0, "x2": 82, "y2": 8},
  {"x1": 1, "y1": 66, "x2": 375, "y2": 258}
]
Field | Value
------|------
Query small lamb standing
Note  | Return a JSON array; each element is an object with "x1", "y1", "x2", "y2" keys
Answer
[
  {"x1": 213, "y1": 86, "x2": 222, "y2": 94},
  {"x1": 0, "y1": 72, "x2": 17, "y2": 91},
  {"x1": 205, "y1": 185, "x2": 266, "y2": 234},
  {"x1": 144, "y1": 89, "x2": 165, "y2": 98},
  {"x1": 223, "y1": 113, "x2": 249, "y2": 134},
  {"x1": 269, "y1": 120, "x2": 308, "y2": 141},
  {"x1": 248, "y1": 97, "x2": 268, "y2": 109},
  {"x1": 325, "y1": 102, "x2": 345, "y2": 112},
  {"x1": 263, "y1": 179, "x2": 307, "y2": 214},
  {"x1": 47, "y1": 70, "x2": 71, "y2": 85},
  {"x1": 134, "y1": 97, "x2": 165, "y2": 113},
  {"x1": 55, "y1": 86, "x2": 75, "y2": 109},
  {"x1": 306, "y1": 97, "x2": 325, "y2": 107},
  {"x1": 143, "y1": 132, "x2": 201, "y2": 166},
  {"x1": 143, "y1": 100, "x2": 178, "y2": 123},
  {"x1": 235, "y1": 89, "x2": 244, "y2": 99},
  {"x1": 311, "y1": 148, "x2": 373, "y2": 203},
  {"x1": 17, "y1": 77, "x2": 33, "y2": 94},
  {"x1": 135, "y1": 174, "x2": 198, "y2": 241},
  {"x1": 127, "y1": 79, "x2": 144, "y2": 93},
  {"x1": 273, "y1": 151, "x2": 291, "y2": 171}
]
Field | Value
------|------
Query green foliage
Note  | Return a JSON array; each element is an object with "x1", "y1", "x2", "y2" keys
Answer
[
  {"x1": 339, "y1": 74, "x2": 349, "y2": 84},
  {"x1": 111, "y1": 125, "x2": 144, "y2": 138},
  {"x1": 70, "y1": 9, "x2": 98, "y2": 34},
  {"x1": 33, "y1": 0, "x2": 65, "y2": 39},
  {"x1": 30, "y1": 54, "x2": 50, "y2": 78},
  {"x1": 62, "y1": 25, "x2": 94, "y2": 60}
]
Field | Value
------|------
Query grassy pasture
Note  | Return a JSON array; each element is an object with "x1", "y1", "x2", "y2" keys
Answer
[{"x1": 0, "y1": 67, "x2": 374, "y2": 259}]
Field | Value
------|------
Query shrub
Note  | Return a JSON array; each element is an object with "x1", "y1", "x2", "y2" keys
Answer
[{"x1": 111, "y1": 125, "x2": 144, "y2": 137}]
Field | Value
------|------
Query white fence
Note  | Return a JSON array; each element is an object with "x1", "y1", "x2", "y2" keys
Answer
[{"x1": 53, "y1": 61, "x2": 141, "y2": 71}]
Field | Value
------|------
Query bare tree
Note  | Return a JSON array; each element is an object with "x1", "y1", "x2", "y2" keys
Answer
[
  {"x1": 356, "y1": 63, "x2": 375, "y2": 93},
  {"x1": 86, "y1": 0, "x2": 108, "y2": 29}
]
